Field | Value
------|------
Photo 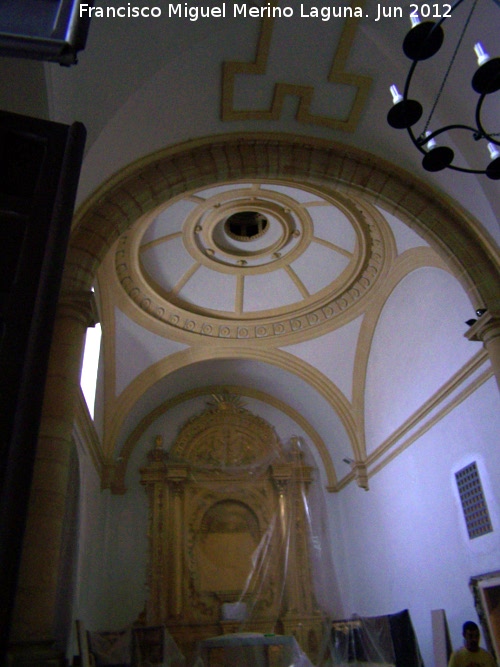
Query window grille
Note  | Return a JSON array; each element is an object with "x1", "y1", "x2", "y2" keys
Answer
[{"x1": 455, "y1": 462, "x2": 493, "y2": 539}]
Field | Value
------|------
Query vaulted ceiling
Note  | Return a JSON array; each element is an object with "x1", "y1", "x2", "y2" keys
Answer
[{"x1": 2, "y1": 0, "x2": 498, "y2": 492}]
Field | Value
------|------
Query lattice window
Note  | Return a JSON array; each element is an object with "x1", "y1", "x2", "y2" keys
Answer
[{"x1": 455, "y1": 462, "x2": 493, "y2": 539}]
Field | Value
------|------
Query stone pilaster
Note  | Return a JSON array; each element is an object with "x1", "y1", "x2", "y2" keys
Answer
[
  {"x1": 465, "y1": 312, "x2": 500, "y2": 393},
  {"x1": 9, "y1": 291, "x2": 98, "y2": 658}
]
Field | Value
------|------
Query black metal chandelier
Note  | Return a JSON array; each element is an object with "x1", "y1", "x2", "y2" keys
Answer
[{"x1": 387, "y1": 0, "x2": 500, "y2": 179}]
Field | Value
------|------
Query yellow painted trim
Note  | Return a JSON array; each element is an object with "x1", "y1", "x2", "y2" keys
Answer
[
  {"x1": 222, "y1": 0, "x2": 372, "y2": 132},
  {"x1": 170, "y1": 261, "x2": 201, "y2": 296},
  {"x1": 337, "y1": 353, "x2": 492, "y2": 490},
  {"x1": 368, "y1": 350, "x2": 490, "y2": 470},
  {"x1": 113, "y1": 180, "x2": 380, "y2": 344},
  {"x1": 351, "y1": 244, "x2": 451, "y2": 458},
  {"x1": 69, "y1": 132, "x2": 500, "y2": 316},
  {"x1": 236, "y1": 274, "x2": 244, "y2": 314},
  {"x1": 368, "y1": 363, "x2": 493, "y2": 477},
  {"x1": 285, "y1": 264, "x2": 310, "y2": 298},
  {"x1": 312, "y1": 236, "x2": 354, "y2": 259},
  {"x1": 140, "y1": 231, "x2": 182, "y2": 253},
  {"x1": 67, "y1": 134, "x2": 500, "y2": 500},
  {"x1": 96, "y1": 253, "x2": 118, "y2": 444}
]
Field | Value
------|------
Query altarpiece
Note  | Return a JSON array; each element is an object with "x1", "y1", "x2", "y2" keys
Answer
[{"x1": 139, "y1": 394, "x2": 325, "y2": 662}]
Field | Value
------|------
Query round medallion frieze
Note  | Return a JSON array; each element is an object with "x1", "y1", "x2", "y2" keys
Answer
[{"x1": 115, "y1": 180, "x2": 389, "y2": 343}]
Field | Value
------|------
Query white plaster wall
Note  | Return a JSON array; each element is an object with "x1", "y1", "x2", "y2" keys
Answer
[
  {"x1": 114, "y1": 308, "x2": 188, "y2": 396},
  {"x1": 329, "y1": 377, "x2": 500, "y2": 667},
  {"x1": 365, "y1": 267, "x2": 481, "y2": 454},
  {"x1": 74, "y1": 425, "x2": 148, "y2": 632}
]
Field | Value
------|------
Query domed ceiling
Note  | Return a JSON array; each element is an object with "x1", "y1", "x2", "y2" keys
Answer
[
  {"x1": 116, "y1": 181, "x2": 389, "y2": 344},
  {"x1": 94, "y1": 164, "x2": 465, "y2": 495},
  {"x1": 48, "y1": 0, "x2": 498, "y2": 497}
]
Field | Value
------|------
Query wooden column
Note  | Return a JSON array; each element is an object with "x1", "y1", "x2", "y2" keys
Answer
[
  {"x1": 140, "y1": 437, "x2": 168, "y2": 624},
  {"x1": 167, "y1": 469, "x2": 188, "y2": 619},
  {"x1": 140, "y1": 443, "x2": 189, "y2": 624}
]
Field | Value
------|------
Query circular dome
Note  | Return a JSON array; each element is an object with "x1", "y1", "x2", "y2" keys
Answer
[{"x1": 115, "y1": 180, "x2": 389, "y2": 343}]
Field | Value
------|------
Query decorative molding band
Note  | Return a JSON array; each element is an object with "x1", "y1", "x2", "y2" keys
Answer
[
  {"x1": 368, "y1": 349, "x2": 490, "y2": 466},
  {"x1": 337, "y1": 350, "x2": 492, "y2": 489},
  {"x1": 466, "y1": 311, "x2": 500, "y2": 345},
  {"x1": 221, "y1": 0, "x2": 371, "y2": 132},
  {"x1": 104, "y1": 345, "x2": 358, "y2": 479},
  {"x1": 114, "y1": 184, "x2": 387, "y2": 344},
  {"x1": 367, "y1": 365, "x2": 494, "y2": 479}
]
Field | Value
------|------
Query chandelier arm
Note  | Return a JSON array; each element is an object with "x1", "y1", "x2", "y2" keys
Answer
[
  {"x1": 407, "y1": 128, "x2": 425, "y2": 154},
  {"x1": 406, "y1": 122, "x2": 493, "y2": 173},
  {"x1": 475, "y1": 94, "x2": 500, "y2": 146},
  {"x1": 407, "y1": 124, "x2": 479, "y2": 158},
  {"x1": 388, "y1": 0, "x2": 500, "y2": 177},
  {"x1": 408, "y1": 122, "x2": 493, "y2": 172},
  {"x1": 401, "y1": 0, "x2": 469, "y2": 118},
  {"x1": 402, "y1": 60, "x2": 418, "y2": 100},
  {"x1": 440, "y1": 165, "x2": 490, "y2": 174}
]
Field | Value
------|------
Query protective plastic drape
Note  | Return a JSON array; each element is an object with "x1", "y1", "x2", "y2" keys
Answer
[
  {"x1": 236, "y1": 438, "x2": 319, "y2": 625},
  {"x1": 132, "y1": 626, "x2": 185, "y2": 667},
  {"x1": 193, "y1": 632, "x2": 317, "y2": 667},
  {"x1": 329, "y1": 617, "x2": 396, "y2": 666},
  {"x1": 87, "y1": 625, "x2": 186, "y2": 666},
  {"x1": 87, "y1": 627, "x2": 132, "y2": 665},
  {"x1": 327, "y1": 610, "x2": 425, "y2": 667},
  {"x1": 186, "y1": 435, "x2": 335, "y2": 666}
]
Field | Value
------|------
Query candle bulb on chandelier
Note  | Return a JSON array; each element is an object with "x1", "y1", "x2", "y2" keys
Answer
[
  {"x1": 390, "y1": 84, "x2": 403, "y2": 104},
  {"x1": 423, "y1": 131, "x2": 437, "y2": 149},
  {"x1": 488, "y1": 143, "x2": 500, "y2": 160},
  {"x1": 474, "y1": 42, "x2": 490, "y2": 66}
]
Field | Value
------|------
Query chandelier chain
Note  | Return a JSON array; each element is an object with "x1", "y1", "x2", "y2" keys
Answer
[{"x1": 423, "y1": 0, "x2": 479, "y2": 135}]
